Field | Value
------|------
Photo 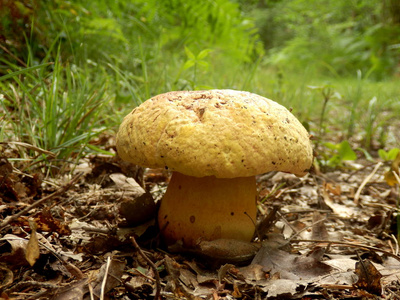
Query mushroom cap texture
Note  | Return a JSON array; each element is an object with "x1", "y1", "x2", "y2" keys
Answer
[{"x1": 116, "y1": 90, "x2": 313, "y2": 178}]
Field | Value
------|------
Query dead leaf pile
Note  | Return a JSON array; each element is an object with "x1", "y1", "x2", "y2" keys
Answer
[{"x1": 1, "y1": 144, "x2": 400, "y2": 299}]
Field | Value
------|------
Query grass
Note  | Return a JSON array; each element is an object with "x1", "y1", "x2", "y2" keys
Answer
[
  {"x1": 0, "y1": 48, "x2": 112, "y2": 174},
  {"x1": 267, "y1": 71, "x2": 399, "y2": 147},
  {"x1": 2, "y1": 52, "x2": 399, "y2": 174},
  {"x1": 1, "y1": 1, "x2": 399, "y2": 176}
]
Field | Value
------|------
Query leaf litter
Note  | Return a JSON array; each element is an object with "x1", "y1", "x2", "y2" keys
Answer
[{"x1": 1, "y1": 141, "x2": 400, "y2": 299}]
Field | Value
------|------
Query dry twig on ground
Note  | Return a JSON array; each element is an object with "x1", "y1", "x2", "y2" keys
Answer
[{"x1": 131, "y1": 236, "x2": 161, "y2": 300}]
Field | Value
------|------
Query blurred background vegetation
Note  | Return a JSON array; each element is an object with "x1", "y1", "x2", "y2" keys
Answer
[{"x1": 0, "y1": 0, "x2": 399, "y2": 170}]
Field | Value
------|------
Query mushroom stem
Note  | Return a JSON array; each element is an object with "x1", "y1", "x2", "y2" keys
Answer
[{"x1": 158, "y1": 172, "x2": 257, "y2": 247}]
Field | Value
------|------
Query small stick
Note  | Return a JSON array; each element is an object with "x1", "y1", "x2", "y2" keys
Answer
[
  {"x1": 390, "y1": 234, "x2": 399, "y2": 255},
  {"x1": 291, "y1": 239, "x2": 400, "y2": 263},
  {"x1": 88, "y1": 283, "x2": 95, "y2": 300},
  {"x1": 2, "y1": 141, "x2": 56, "y2": 158},
  {"x1": 100, "y1": 256, "x2": 111, "y2": 300},
  {"x1": 354, "y1": 162, "x2": 382, "y2": 205},
  {"x1": 319, "y1": 284, "x2": 354, "y2": 290},
  {"x1": 283, "y1": 217, "x2": 327, "y2": 245},
  {"x1": 5, "y1": 281, "x2": 59, "y2": 295},
  {"x1": 131, "y1": 236, "x2": 161, "y2": 300},
  {"x1": 0, "y1": 44, "x2": 27, "y2": 67},
  {"x1": 0, "y1": 173, "x2": 82, "y2": 229}
]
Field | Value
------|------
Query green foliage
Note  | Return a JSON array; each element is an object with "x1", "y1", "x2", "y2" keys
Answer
[
  {"x1": 321, "y1": 140, "x2": 357, "y2": 168},
  {"x1": 1, "y1": 0, "x2": 400, "y2": 172},
  {"x1": 337, "y1": 74, "x2": 400, "y2": 149},
  {"x1": 0, "y1": 49, "x2": 111, "y2": 167},
  {"x1": 379, "y1": 148, "x2": 400, "y2": 161},
  {"x1": 0, "y1": 0, "x2": 266, "y2": 168},
  {"x1": 307, "y1": 84, "x2": 341, "y2": 147},
  {"x1": 181, "y1": 47, "x2": 213, "y2": 89},
  {"x1": 243, "y1": 0, "x2": 400, "y2": 79}
]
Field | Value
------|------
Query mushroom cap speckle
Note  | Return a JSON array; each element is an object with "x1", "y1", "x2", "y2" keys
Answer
[{"x1": 116, "y1": 90, "x2": 313, "y2": 178}]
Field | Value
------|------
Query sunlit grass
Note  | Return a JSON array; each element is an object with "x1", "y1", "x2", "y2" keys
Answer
[
  {"x1": 246, "y1": 66, "x2": 400, "y2": 151},
  {"x1": 0, "y1": 51, "x2": 112, "y2": 172}
]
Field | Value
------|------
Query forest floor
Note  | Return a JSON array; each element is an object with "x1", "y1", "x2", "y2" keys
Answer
[{"x1": 1, "y1": 139, "x2": 400, "y2": 300}]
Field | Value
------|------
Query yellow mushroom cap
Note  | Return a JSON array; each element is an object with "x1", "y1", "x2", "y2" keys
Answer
[{"x1": 116, "y1": 89, "x2": 313, "y2": 178}]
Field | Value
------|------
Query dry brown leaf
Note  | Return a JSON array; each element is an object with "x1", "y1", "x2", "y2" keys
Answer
[
  {"x1": 311, "y1": 211, "x2": 329, "y2": 240},
  {"x1": 217, "y1": 264, "x2": 235, "y2": 283},
  {"x1": 0, "y1": 264, "x2": 13, "y2": 289},
  {"x1": 0, "y1": 234, "x2": 28, "y2": 267},
  {"x1": 0, "y1": 157, "x2": 13, "y2": 179},
  {"x1": 51, "y1": 278, "x2": 88, "y2": 300},
  {"x1": 110, "y1": 173, "x2": 145, "y2": 195},
  {"x1": 91, "y1": 258, "x2": 126, "y2": 298},
  {"x1": 260, "y1": 278, "x2": 309, "y2": 298},
  {"x1": 252, "y1": 244, "x2": 332, "y2": 280},
  {"x1": 354, "y1": 259, "x2": 382, "y2": 295},
  {"x1": 325, "y1": 182, "x2": 341, "y2": 195},
  {"x1": 126, "y1": 274, "x2": 153, "y2": 296},
  {"x1": 239, "y1": 264, "x2": 266, "y2": 283},
  {"x1": 13, "y1": 182, "x2": 28, "y2": 199},
  {"x1": 32, "y1": 208, "x2": 71, "y2": 235},
  {"x1": 25, "y1": 219, "x2": 40, "y2": 266}
]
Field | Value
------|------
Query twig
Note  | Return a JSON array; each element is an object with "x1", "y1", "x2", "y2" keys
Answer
[
  {"x1": 0, "y1": 173, "x2": 82, "y2": 229},
  {"x1": 11, "y1": 168, "x2": 59, "y2": 188},
  {"x1": 390, "y1": 234, "x2": 399, "y2": 255},
  {"x1": 2, "y1": 141, "x2": 56, "y2": 158},
  {"x1": 100, "y1": 256, "x2": 111, "y2": 300},
  {"x1": 131, "y1": 236, "x2": 161, "y2": 300},
  {"x1": 354, "y1": 162, "x2": 382, "y2": 205},
  {"x1": 88, "y1": 283, "x2": 95, "y2": 300},
  {"x1": 5, "y1": 281, "x2": 59, "y2": 295},
  {"x1": 319, "y1": 284, "x2": 354, "y2": 290},
  {"x1": 291, "y1": 239, "x2": 400, "y2": 263},
  {"x1": 0, "y1": 44, "x2": 27, "y2": 67},
  {"x1": 130, "y1": 268, "x2": 156, "y2": 282},
  {"x1": 283, "y1": 217, "x2": 327, "y2": 245}
]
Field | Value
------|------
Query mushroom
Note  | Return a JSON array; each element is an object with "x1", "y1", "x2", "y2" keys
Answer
[{"x1": 116, "y1": 90, "x2": 313, "y2": 247}]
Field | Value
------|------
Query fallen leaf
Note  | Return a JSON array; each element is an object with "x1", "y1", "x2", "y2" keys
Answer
[
  {"x1": 51, "y1": 278, "x2": 88, "y2": 300},
  {"x1": 32, "y1": 208, "x2": 71, "y2": 235},
  {"x1": 110, "y1": 173, "x2": 145, "y2": 195},
  {"x1": 164, "y1": 255, "x2": 198, "y2": 298},
  {"x1": 239, "y1": 264, "x2": 266, "y2": 283},
  {"x1": 252, "y1": 244, "x2": 332, "y2": 280},
  {"x1": 325, "y1": 182, "x2": 341, "y2": 195},
  {"x1": 311, "y1": 211, "x2": 329, "y2": 240},
  {"x1": 260, "y1": 278, "x2": 308, "y2": 298},
  {"x1": 354, "y1": 259, "x2": 382, "y2": 295},
  {"x1": 126, "y1": 274, "x2": 153, "y2": 297},
  {"x1": 13, "y1": 181, "x2": 28, "y2": 199},
  {"x1": 25, "y1": 219, "x2": 40, "y2": 266},
  {"x1": 0, "y1": 234, "x2": 29, "y2": 267},
  {"x1": 217, "y1": 264, "x2": 235, "y2": 283},
  {"x1": 91, "y1": 258, "x2": 126, "y2": 298},
  {"x1": 0, "y1": 157, "x2": 13, "y2": 178},
  {"x1": 0, "y1": 264, "x2": 13, "y2": 289},
  {"x1": 0, "y1": 176, "x2": 19, "y2": 202}
]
